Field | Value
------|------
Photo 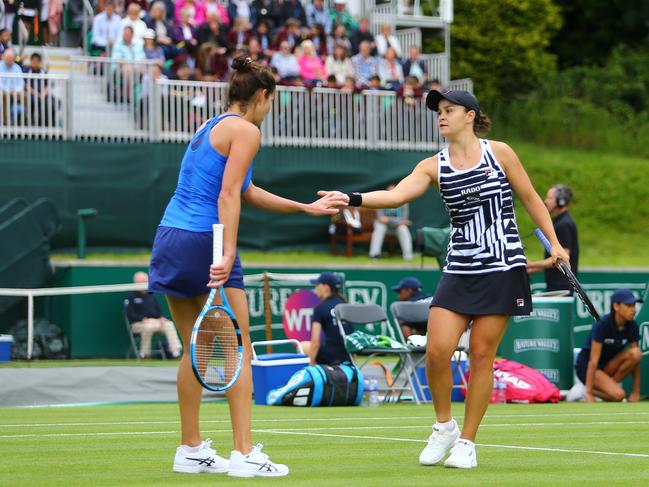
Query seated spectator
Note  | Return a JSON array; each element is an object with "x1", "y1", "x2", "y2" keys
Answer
[
  {"x1": 308, "y1": 22, "x2": 328, "y2": 57},
  {"x1": 300, "y1": 272, "x2": 350, "y2": 366},
  {"x1": 247, "y1": 37, "x2": 268, "y2": 66},
  {"x1": 196, "y1": 10, "x2": 231, "y2": 51},
  {"x1": 170, "y1": 7, "x2": 198, "y2": 52},
  {"x1": 270, "y1": 40, "x2": 300, "y2": 81},
  {"x1": 305, "y1": 0, "x2": 331, "y2": 34},
  {"x1": 24, "y1": 53, "x2": 54, "y2": 126},
  {"x1": 277, "y1": 0, "x2": 306, "y2": 28},
  {"x1": 112, "y1": 25, "x2": 145, "y2": 61},
  {"x1": 251, "y1": 0, "x2": 280, "y2": 31},
  {"x1": 144, "y1": 2, "x2": 175, "y2": 51},
  {"x1": 375, "y1": 22, "x2": 401, "y2": 58},
  {"x1": 227, "y1": 16, "x2": 253, "y2": 51},
  {"x1": 391, "y1": 277, "x2": 432, "y2": 338},
  {"x1": 122, "y1": 3, "x2": 149, "y2": 42},
  {"x1": 378, "y1": 46, "x2": 404, "y2": 90},
  {"x1": 349, "y1": 17, "x2": 374, "y2": 55},
  {"x1": 325, "y1": 42, "x2": 353, "y2": 85},
  {"x1": 323, "y1": 73, "x2": 338, "y2": 88},
  {"x1": 367, "y1": 74, "x2": 384, "y2": 91},
  {"x1": 124, "y1": 272, "x2": 182, "y2": 359},
  {"x1": 273, "y1": 17, "x2": 303, "y2": 51},
  {"x1": 251, "y1": 20, "x2": 274, "y2": 58},
  {"x1": 369, "y1": 184, "x2": 413, "y2": 260},
  {"x1": 0, "y1": 29, "x2": 13, "y2": 56},
  {"x1": 195, "y1": 42, "x2": 228, "y2": 80},
  {"x1": 174, "y1": 0, "x2": 206, "y2": 28},
  {"x1": 397, "y1": 75, "x2": 423, "y2": 106},
  {"x1": 227, "y1": 0, "x2": 252, "y2": 25},
  {"x1": 204, "y1": 0, "x2": 230, "y2": 27},
  {"x1": 297, "y1": 39, "x2": 327, "y2": 86},
  {"x1": 126, "y1": 0, "x2": 149, "y2": 14},
  {"x1": 427, "y1": 77, "x2": 442, "y2": 92},
  {"x1": 351, "y1": 40, "x2": 378, "y2": 88},
  {"x1": 143, "y1": 29, "x2": 165, "y2": 61},
  {"x1": 575, "y1": 289, "x2": 643, "y2": 402},
  {"x1": 327, "y1": 22, "x2": 351, "y2": 56},
  {"x1": 141, "y1": 59, "x2": 168, "y2": 100},
  {"x1": 401, "y1": 45, "x2": 427, "y2": 87},
  {"x1": 91, "y1": 1, "x2": 122, "y2": 55},
  {"x1": 329, "y1": 0, "x2": 355, "y2": 36},
  {"x1": 340, "y1": 74, "x2": 356, "y2": 93},
  {"x1": 0, "y1": 48, "x2": 24, "y2": 124}
]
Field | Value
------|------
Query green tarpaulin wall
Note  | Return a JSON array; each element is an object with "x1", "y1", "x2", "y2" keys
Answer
[{"x1": 0, "y1": 140, "x2": 448, "y2": 250}]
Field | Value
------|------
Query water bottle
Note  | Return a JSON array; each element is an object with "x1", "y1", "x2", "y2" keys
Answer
[
  {"x1": 368, "y1": 375, "x2": 380, "y2": 407},
  {"x1": 362, "y1": 377, "x2": 370, "y2": 406},
  {"x1": 493, "y1": 372, "x2": 507, "y2": 405}
]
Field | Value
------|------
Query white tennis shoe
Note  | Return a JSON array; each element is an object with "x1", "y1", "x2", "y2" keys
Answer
[
  {"x1": 228, "y1": 443, "x2": 289, "y2": 478},
  {"x1": 172, "y1": 438, "x2": 229, "y2": 474},
  {"x1": 419, "y1": 420, "x2": 460, "y2": 465},
  {"x1": 444, "y1": 439, "x2": 478, "y2": 469}
]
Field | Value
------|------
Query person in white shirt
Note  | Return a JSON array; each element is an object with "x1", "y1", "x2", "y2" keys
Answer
[
  {"x1": 91, "y1": 1, "x2": 123, "y2": 54},
  {"x1": 270, "y1": 40, "x2": 300, "y2": 81},
  {"x1": 375, "y1": 23, "x2": 401, "y2": 58},
  {"x1": 122, "y1": 3, "x2": 149, "y2": 43}
]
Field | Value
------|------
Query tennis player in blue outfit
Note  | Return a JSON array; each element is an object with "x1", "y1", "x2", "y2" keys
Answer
[
  {"x1": 321, "y1": 90, "x2": 570, "y2": 469},
  {"x1": 148, "y1": 55, "x2": 345, "y2": 478}
]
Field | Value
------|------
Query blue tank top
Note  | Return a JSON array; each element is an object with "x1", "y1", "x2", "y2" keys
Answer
[{"x1": 160, "y1": 114, "x2": 253, "y2": 232}]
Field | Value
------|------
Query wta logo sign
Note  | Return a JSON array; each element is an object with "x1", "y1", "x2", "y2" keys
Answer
[{"x1": 282, "y1": 289, "x2": 321, "y2": 342}]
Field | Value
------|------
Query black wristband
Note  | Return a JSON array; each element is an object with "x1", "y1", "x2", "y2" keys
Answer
[{"x1": 347, "y1": 192, "x2": 362, "y2": 207}]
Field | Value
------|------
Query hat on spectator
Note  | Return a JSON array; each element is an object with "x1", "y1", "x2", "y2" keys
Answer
[
  {"x1": 310, "y1": 272, "x2": 342, "y2": 289},
  {"x1": 391, "y1": 277, "x2": 422, "y2": 292},
  {"x1": 143, "y1": 29, "x2": 156, "y2": 40},
  {"x1": 610, "y1": 289, "x2": 644, "y2": 305},
  {"x1": 426, "y1": 89, "x2": 480, "y2": 118},
  {"x1": 334, "y1": 0, "x2": 346, "y2": 4}
]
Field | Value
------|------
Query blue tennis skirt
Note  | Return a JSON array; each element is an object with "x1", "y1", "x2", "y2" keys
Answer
[{"x1": 148, "y1": 226, "x2": 244, "y2": 297}]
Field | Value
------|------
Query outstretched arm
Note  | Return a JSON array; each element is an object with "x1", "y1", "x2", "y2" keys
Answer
[
  {"x1": 318, "y1": 156, "x2": 438, "y2": 209},
  {"x1": 242, "y1": 182, "x2": 345, "y2": 216},
  {"x1": 492, "y1": 141, "x2": 570, "y2": 267}
]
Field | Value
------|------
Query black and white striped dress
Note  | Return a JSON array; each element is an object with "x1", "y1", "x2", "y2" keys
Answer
[{"x1": 431, "y1": 139, "x2": 532, "y2": 316}]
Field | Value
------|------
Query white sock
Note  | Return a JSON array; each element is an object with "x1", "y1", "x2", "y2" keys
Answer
[
  {"x1": 436, "y1": 418, "x2": 456, "y2": 431},
  {"x1": 458, "y1": 438, "x2": 475, "y2": 447},
  {"x1": 181, "y1": 444, "x2": 202, "y2": 453}
]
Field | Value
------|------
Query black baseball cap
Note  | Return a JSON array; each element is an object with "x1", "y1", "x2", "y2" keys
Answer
[{"x1": 426, "y1": 89, "x2": 480, "y2": 116}]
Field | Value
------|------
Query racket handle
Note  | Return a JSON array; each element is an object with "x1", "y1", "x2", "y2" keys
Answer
[
  {"x1": 213, "y1": 224, "x2": 224, "y2": 265},
  {"x1": 534, "y1": 228, "x2": 552, "y2": 252}
]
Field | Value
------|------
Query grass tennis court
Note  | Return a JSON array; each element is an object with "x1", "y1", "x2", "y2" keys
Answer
[{"x1": 2, "y1": 401, "x2": 648, "y2": 486}]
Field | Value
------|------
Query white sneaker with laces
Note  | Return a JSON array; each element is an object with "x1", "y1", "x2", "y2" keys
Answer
[
  {"x1": 419, "y1": 420, "x2": 460, "y2": 465},
  {"x1": 228, "y1": 443, "x2": 289, "y2": 478},
  {"x1": 173, "y1": 438, "x2": 229, "y2": 474},
  {"x1": 444, "y1": 439, "x2": 478, "y2": 469}
]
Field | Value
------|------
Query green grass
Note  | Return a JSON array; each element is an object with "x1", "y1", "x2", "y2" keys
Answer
[
  {"x1": 1, "y1": 401, "x2": 648, "y2": 486},
  {"x1": 0, "y1": 359, "x2": 179, "y2": 368}
]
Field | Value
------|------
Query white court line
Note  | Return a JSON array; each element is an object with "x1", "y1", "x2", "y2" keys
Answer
[
  {"x1": 3, "y1": 411, "x2": 648, "y2": 429},
  {"x1": 254, "y1": 430, "x2": 649, "y2": 459},
  {"x1": 2, "y1": 420, "x2": 648, "y2": 440}
]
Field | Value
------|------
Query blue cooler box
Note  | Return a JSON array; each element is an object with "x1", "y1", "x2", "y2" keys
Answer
[
  {"x1": 414, "y1": 353, "x2": 467, "y2": 402},
  {"x1": 251, "y1": 340, "x2": 309, "y2": 405},
  {"x1": 0, "y1": 335, "x2": 14, "y2": 362}
]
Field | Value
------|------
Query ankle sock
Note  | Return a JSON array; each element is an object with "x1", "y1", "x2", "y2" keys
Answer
[{"x1": 437, "y1": 419, "x2": 456, "y2": 431}]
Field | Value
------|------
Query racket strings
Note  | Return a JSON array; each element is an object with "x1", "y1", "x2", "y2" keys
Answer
[{"x1": 194, "y1": 308, "x2": 239, "y2": 387}]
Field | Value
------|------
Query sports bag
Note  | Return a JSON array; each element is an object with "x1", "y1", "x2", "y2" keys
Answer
[
  {"x1": 463, "y1": 358, "x2": 561, "y2": 403},
  {"x1": 266, "y1": 363, "x2": 364, "y2": 407}
]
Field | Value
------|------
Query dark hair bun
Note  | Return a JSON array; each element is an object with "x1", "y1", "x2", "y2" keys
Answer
[{"x1": 231, "y1": 55, "x2": 254, "y2": 73}]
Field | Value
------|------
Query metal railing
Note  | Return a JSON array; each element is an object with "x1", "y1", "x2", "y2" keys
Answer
[
  {"x1": 0, "y1": 72, "x2": 68, "y2": 139},
  {"x1": 421, "y1": 53, "x2": 448, "y2": 85},
  {"x1": 395, "y1": 28, "x2": 422, "y2": 52},
  {"x1": 0, "y1": 64, "x2": 475, "y2": 150}
]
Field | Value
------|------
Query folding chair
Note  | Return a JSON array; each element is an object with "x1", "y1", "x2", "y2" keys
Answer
[
  {"x1": 123, "y1": 309, "x2": 167, "y2": 360},
  {"x1": 333, "y1": 303, "x2": 424, "y2": 404},
  {"x1": 390, "y1": 301, "x2": 470, "y2": 402}
]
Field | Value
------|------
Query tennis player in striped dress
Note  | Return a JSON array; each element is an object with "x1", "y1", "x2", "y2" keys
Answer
[{"x1": 322, "y1": 90, "x2": 570, "y2": 469}]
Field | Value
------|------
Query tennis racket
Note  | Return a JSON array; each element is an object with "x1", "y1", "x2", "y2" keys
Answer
[
  {"x1": 189, "y1": 224, "x2": 243, "y2": 391},
  {"x1": 534, "y1": 229, "x2": 600, "y2": 321}
]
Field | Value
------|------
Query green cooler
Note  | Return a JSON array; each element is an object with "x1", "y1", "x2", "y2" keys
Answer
[{"x1": 499, "y1": 296, "x2": 575, "y2": 391}]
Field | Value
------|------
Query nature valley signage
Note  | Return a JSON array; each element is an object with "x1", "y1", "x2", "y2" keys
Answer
[
  {"x1": 513, "y1": 338, "x2": 561, "y2": 353},
  {"x1": 513, "y1": 308, "x2": 560, "y2": 323}
]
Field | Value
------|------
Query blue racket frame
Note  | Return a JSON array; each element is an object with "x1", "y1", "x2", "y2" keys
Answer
[{"x1": 189, "y1": 286, "x2": 244, "y2": 391}]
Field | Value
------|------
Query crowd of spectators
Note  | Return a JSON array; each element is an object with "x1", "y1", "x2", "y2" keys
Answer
[{"x1": 84, "y1": 0, "x2": 441, "y2": 94}]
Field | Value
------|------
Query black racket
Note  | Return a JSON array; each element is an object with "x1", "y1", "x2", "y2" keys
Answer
[{"x1": 535, "y1": 229, "x2": 600, "y2": 321}]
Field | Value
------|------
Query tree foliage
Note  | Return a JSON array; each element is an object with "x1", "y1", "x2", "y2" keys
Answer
[{"x1": 424, "y1": 0, "x2": 562, "y2": 104}]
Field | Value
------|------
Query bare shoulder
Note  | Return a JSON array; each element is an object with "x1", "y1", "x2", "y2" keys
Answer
[
  {"x1": 489, "y1": 140, "x2": 521, "y2": 168},
  {"x1": 414, "y1": 154, "x2": 439, "y2": 184},
  {"x1": 210, "y1": 115, "x2": 261, "y2": 154}
]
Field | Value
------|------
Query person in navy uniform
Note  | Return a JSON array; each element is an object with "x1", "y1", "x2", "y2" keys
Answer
[
  {"x1": 300, "y1": 272, "x2": 350, "y2": 365},
  {"x1": 391, "y1": 276, "x2": 432, "y2": 338},
  {"x1": 575, "y1": 289, "x2": 643, "y2": 402}
]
